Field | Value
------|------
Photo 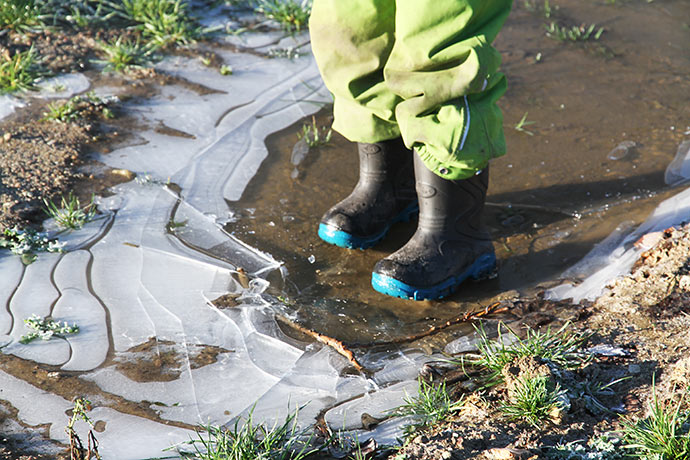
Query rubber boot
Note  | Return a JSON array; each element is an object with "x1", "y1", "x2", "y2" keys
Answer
[
  {"x1": 318, "y1": 138, "x2": 418, "y2": 249},
  {"x1": 371, "y1": 154, "x2": 496, "y2": 300}
]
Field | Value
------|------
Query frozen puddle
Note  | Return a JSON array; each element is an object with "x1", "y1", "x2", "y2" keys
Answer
[{"x1": 0, "y1": 39, "x2": 431, "y2": 458}]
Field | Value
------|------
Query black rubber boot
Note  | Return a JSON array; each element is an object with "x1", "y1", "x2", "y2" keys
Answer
[
  {"x1": 318, "y1": 138, "x2": 418, "y2": 249},
  {"x1": 371, "y1": 154, "x2": 496, "y2": 300}
]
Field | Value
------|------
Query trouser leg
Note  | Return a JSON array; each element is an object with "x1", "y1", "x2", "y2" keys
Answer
[
  {"x1": 309, "y1": 0, "x2": 401, "y2": 143},
  {"x1": 385, "y1": 0, "x2": 513, "y2": 180}
]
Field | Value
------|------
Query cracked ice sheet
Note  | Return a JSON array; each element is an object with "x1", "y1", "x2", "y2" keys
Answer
[
  {"x1": 95, "y1": 49, "x2": 329, "y2": 220},
  {"x1": 547, "y1": 185, "x2": 690, "y2": 302},
  {"x1": 35, "y1": 73, "x2": 91, "y2": 99},
  {"x1": 0, "y1": 44, "x2": 429, "y2": 454},
  {"x1": 0, "y1": 369, "x2": 192, "y2": 459},
  {"x1": 84, "y1": 305, "x2": 305, "y2": 425},
  {"x1": 0, "y1": 94, "x2": 25, "y2": 121}
]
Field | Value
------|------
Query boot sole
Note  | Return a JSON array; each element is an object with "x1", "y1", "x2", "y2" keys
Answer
[
  {"x1": 371, "y1": 252, "x2": 497, "y2": 301},
  {"x1": 317, "y1": 202, "x2": 419, "y2": 250}
]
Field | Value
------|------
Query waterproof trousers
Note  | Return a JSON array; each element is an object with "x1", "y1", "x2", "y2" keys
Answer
[{"x1": 309, "y1": 0, "x2": 513, "y2": 180}]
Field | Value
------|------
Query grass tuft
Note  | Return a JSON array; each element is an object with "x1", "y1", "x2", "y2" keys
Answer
[
  {"x1": 96, "y1": 36, "x2": 153, "y2": 72},
  {"x1": 458, "y1": 322, "x2": 589, "y2": 388},
  {"x1": 514, "y1": 112, "x2": 536, "y2": 136},
  {"x1": 43, "y1": 192, "x2": 97, "y2": 230},
  {"x1": 391, "y1": 378, "x2": 464, "y2": 435},
  {"x1": 500, "y1": 375, "x2": 567, "y2": 428},
  {"x1": 42, "y1": 92, "x2": 117, "y2": 123},
  {"x1": 255, "y1": 0, "x2": 311, "y2": 33},
  {"x1": 169, "y1": 408, "x2": 317, "y2": 460},
  {"x1": 298, "y1": 116, "x2": 332, "y2": 148},
  {"x1": 0, "y1": 0, "x2": 42, "y2": 32},
  {"x1": 119, "y1": 0, "x2": 201, "y2": 47},
  {"x1": 523, "y1": 0, "x2": 555, "y2": 19},
  {"x1": 622, "y1": 381, "x2": 690, "y2": 460},
  {"x1": 0, "y1": 46, "x2": 44, "y2": 94},
  {"x1": 545, "y1": 22, "x2": 605, "y2": 42},
  {"x1": 0, "y1": 226, "x2": 64, "y2": 264},
  {"x1": 38, "y1": 0, "x2": 119, "y2": 29}
]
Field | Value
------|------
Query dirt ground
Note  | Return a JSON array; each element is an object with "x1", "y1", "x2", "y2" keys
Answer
[
  {"x1": 1, "y1": 1, "x2": 689, "y2": 459},
  {"x1": 390, "y1": 225, "x2": 690, "y2": 459}
]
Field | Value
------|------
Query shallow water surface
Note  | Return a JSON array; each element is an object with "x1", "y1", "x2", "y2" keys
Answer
[{"x1": 229, "y1": 0, "x2": 690, "y2": 329}]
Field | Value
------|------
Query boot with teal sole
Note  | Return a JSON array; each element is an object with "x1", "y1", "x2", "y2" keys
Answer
[
  {"x1": 318, "y1": 138, "x2": 418, "y2": 249},
  {"x1": 371, "y1": 154, "x2": 496, "y2": 300}
]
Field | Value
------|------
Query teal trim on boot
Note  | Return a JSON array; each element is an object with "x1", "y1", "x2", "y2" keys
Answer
[
  {"x1": 371, "y1": 155, "x2": 495, "y2": 301},
  {"x1": 372, "y1": 251, "x2": 496, "y2": 300},
  {"x1": 318, "y1": 201, "x2": 418, "y2": 249},
  {"x1": 318, "y1": 139, "x2": 417, "y2": 249}
]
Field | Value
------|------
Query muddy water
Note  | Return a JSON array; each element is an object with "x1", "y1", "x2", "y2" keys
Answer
[{"x1": 228, "y1": 0, "x2": 690, "y2": 341}]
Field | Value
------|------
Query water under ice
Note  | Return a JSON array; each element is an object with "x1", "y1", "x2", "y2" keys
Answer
[
  {"x1": 0, "y1": 39, "x2": 439, "y2": 458},
  {"x1": 547, "y1": 150, "x2": 690, "y2": 302}
]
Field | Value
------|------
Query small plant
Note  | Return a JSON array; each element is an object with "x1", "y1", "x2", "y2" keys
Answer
[
  {"x1": 267, "y1": 46, "x2": 304, "y2": 59},
  {"x1": 622, "y1": 382, "x2": 690, "y2": 460},
  {"x1": 0, "y1": 47, "x2": 44, "y2": 94},
  {"x1": 0, "y1": 0, "x2": 42, "y2": 32},
  {"x1": 96, "y1": 37, "x2": 152, "y2": 73},
  {"x1": 42, "y1": 92, "x2": 117, "y2": 123},
  {"x1": 298, "y1": 116, "x2": 332, "y2": 148},
  {"x1": 500, "y1": 375, "x2": 567, "y2": 428},
  {"x1": 38, "y1": 0, "x2": 118, "y2": 29},
  {"x1": 219, "y1": 64, "x2": 233, "y2": 75},
  {"x1": 545, "y1": 22, "x2": 605, "y2": 42},
  {"x1": 456, "y1": 322, "x2": 589, "y2": 388},
  {"x1": 119, "y1": 0, "x2": 202, "y2": 47},
  {"x1": 169, "y1": 408, "x2": 317, "y2": 459},
  {"x1": 44, "y1": 192, "x2": 97, "y2": 230},
  {"x1": 523, "y1": 0, "x2": 554, "y2": 19},
  {"x1": 0, "y1": 226, "x2": 64, "y2": 264},
  {"x1": 255, "y1": 0, "x2": 312, "y2": 33},
  {"x1": 20, "y1": 314, "x2": 79, "y2": 344},
  {"x1": 166, "y1": 219, "x2": 187, "y2": 232},
  {"x1": 390, "y1": 378, "x2": 464, "y2": 435},
  {"x1": 43, "y1": 99, "x2": 80, "y2": 122},
  {"x1": 66, "y1": 398, "x2": 101, "y2": 460},
  {"x1": 514, "y1": 112, "x2": 536, "y2": 136},
  {"x1": 571, "y1": 377, "x2": 630, "y2": 415},
  {"x1": 546, "y1": 434, "x2": 625, "y2": 460}
]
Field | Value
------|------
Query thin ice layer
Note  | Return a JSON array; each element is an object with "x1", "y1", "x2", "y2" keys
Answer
[
  {"x1": 0, "y1": 43, "x2": 432, "y2": 456},
  {"x1": 0, "y1": 369, "x2": 193, "y2": 458},
  {"x1": 36, "y1": 73, "x2": 91, "y2": 99},
  {"x1": 548, "y1": 186, "x2": 690, "y2": 302},
  {"x1": 0, "y1": 95, "x2": 25, "y2": 121}
]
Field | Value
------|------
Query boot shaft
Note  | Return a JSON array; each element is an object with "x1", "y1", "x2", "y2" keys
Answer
[
  {"x1": 357, "y1": 139, "x2": 416, "y2": 202},
  {"x1": 413, "y1": 154, "x2": 489, "y2": 239}
]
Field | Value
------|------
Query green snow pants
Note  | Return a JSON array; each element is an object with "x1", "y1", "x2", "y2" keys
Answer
[{"x1": 309, "y1": 0, "x2": 512, "y2": 180}]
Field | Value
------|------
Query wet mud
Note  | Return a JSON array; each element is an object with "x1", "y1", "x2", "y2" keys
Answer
[{"x1": 113, "y1": 338, "x2": 233, "y2": 383}]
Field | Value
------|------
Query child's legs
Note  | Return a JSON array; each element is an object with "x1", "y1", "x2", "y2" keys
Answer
[
  {"x1": 385, "y1": 0, "x2": 513, "y2": 180},
  {"x1": 309, "y1": 0, "x2": 402, "y2": 143}
]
